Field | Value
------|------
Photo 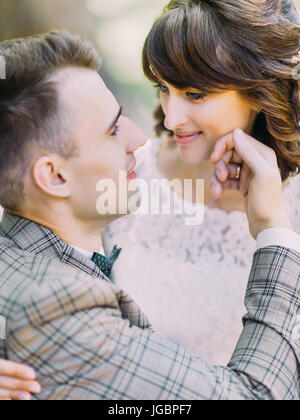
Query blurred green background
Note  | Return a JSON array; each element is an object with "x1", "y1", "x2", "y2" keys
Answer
[
  {"x1": 90, "y1": 0, "x2": 167, "y2": 136},
  {"x1": 0, "y1": 0, "x2": 299, "y2": 136},
  {"x1": 0, "y1": 0, "x2": 167, "y2": 136}
]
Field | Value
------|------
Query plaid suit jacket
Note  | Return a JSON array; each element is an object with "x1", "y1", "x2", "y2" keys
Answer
[{"x1": 0, "y1": 210, "x2": 299, "y2": 400}]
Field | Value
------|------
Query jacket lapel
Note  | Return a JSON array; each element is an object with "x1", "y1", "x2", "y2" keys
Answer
[{"x1": 0, "y1": 211, "x2": 152, "y2": 329}]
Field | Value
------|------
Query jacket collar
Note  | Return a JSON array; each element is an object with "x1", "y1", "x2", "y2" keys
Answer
[{"x1": 0, "y1": 210, "x2": 110, "y2": 283}]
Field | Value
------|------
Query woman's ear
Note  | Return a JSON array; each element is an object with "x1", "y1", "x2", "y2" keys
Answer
[{"x1": 32, "y1": 155, "x2": 71, "y2": 198}]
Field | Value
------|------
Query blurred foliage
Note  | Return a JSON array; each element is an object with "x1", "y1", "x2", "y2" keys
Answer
[
  {"x1": 0, "y1": 0, "x2": 300, "y2": 136},
  {"x1": 0, "y1": 0, "x2": 167, "y2": 136},
  {"x1": 88, "y1": 0, "x2": 167, "y2": 136}
]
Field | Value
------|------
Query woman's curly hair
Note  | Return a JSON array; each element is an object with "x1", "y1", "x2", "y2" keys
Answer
[{"x1": 142, "y1": 0, "x2": 300, "y2": 181}]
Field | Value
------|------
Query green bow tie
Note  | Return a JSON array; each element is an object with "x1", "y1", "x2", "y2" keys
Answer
[{"x1": 91, "y1": 245, "x2": 122, "y2": 279}]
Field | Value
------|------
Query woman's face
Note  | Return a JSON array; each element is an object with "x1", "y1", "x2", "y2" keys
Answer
[{"x1": 158, "y1": 82, "x2": 258, "y2": 164}]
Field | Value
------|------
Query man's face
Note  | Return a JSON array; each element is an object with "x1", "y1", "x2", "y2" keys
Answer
[{"x1": 55, "y1": 68, "x2": 147, "y2": 221}]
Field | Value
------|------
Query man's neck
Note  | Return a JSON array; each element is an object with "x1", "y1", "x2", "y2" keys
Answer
[
  {"x1": 48, "y1": 219, "x2": 105, "y2": 254},
  {"x1": 12, "y1": 207, "x2": 115, "y2": 254}
]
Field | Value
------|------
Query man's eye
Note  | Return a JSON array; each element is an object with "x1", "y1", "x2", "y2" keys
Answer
[
  {"x1": 155, "y1": 84, "x2": 168, "y2": 94},
  {"x1": 111, "y1": 124, "x2": 120, "y2": 136},
  {"x1": 187, "y1": 92, "x2": 206, "y2": 101}
]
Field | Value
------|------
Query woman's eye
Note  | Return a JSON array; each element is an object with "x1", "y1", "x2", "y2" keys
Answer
[
  {"x1": 111, "y1": 124, "x2": 120, "y2": 136},
  {"x1": 187, "y1": 92, "x2": 206, "y2": 101},
  {"x1": 155, "y1": 84, "x2": 168, "y2": 94},
  {"x1": 154, "y1": 84, "x2": 205, "y2": 101}
]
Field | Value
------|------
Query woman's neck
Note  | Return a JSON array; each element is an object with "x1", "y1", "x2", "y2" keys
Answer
[{"x1": 158, "y1": 139, "x2": 215, "y2": 183}]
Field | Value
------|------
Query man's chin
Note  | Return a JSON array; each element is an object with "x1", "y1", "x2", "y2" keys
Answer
[
  {"x1": 124, "y1": 187, "x2": 142, "y2": 215},
  {"x1": 95, "y1": 185, "x2": 142, "y2": 221}
]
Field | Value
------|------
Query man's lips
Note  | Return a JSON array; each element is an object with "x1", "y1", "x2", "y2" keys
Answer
[{"x1": 174, "y1": 131, "x2": 203, "y2": 145}]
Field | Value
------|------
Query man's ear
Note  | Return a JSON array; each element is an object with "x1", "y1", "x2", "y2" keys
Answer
[{"x1": 32, "y1": 156, "x2": 71, "y2": 198}]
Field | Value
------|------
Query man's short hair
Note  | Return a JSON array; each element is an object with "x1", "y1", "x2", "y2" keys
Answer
[{"x1": 0, "y1": 30, "x2": 102, "y2": 212}]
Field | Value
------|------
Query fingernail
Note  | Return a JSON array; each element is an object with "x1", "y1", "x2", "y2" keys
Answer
[
  {"x1": 29, "y1": 383, "x2": 41, "y2": 393},
  {"x1": 24, "y1": 370, "x2": 35, "y2": 380},
  {"x1": 18, "y1": 392, "x2": 31, "y2": 400},
  {"x1": 216, "y1": 169, "x2": 222, "y2": 180}
]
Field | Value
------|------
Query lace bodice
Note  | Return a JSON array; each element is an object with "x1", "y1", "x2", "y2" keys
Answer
[{"x1": 103, "y1": 138, "x2": 300, "y2": 365}]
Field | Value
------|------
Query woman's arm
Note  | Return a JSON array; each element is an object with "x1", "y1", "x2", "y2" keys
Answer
[{"x1": 0, "y1": 359, "x2": 41, "y2": 400}]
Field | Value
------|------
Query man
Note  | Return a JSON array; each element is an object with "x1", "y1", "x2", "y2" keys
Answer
[{"x1": 0, "y1": 30, "x2": 299, "y2": 400}]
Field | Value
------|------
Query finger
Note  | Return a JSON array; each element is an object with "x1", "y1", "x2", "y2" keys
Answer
[
  {"x1": 231, "y1": 150, "x2": 243, "y2": 164},
  {"x1": 233, "y1": 129, "x2": 278, "y2": 165},
  {"x1": 0, "y1": 360, "x2": 36, "y2": 381},
  {"x1": 227, "y1": 163, "x2": 242, "y2": 180},
  {"x1": 221, "y1": 163, "x2": 252, "y2": 194},
  {"x1": 215, "y1": 159, "x2": 229, "y2": 182},
  {"x1": 216, "y1": 162, "x2": 241, "y2": 182},
  {"x1": 217, "y1": 150, "x2": 243, "y2": 167},
  {"x1": 211, "y1": 129, "x2": 275, "y2": 176},
  {"x1": 210, "y1": 132, "x2": 235, "y2": 163},
  {"x1": 232, "y1": 129, "x2": 272, "y2": 176},
  {"x1": 227, "y1": 163, "x2": 239, "y2": 180},
  {"x1": 0, "y1": 376, "x2": 41, "y2": 393},
  {"x1": 239, "y1": 163, "x2": 252, "y2": 197},
  {"x1": 0, "y1": 389, "x2": 32, "y2": 400},
  {"x1": 211, "y1": 174, "x2": 223, "y2": 200},
  {"x1": 221, "y1": 178, "x2": 240, "y2": 192},
  {"x1": 213, "y1": 143, "x2": 243, "y2": 184}
]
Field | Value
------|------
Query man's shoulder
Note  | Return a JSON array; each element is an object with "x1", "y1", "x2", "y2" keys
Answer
[
  {"x1": 0, "y1": 237, "x2": 120, "y2": 321},
  {"x1": 0, "y1": 234, "x2": 83, "y2": 281}
]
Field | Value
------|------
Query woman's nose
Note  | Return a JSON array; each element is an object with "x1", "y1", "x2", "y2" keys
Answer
[{"x1": 164, "y1": 97, "x2": 189, "y2": 132}]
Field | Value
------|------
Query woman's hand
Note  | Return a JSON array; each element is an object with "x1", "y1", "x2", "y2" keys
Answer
[
  {"x1": 210, "y1": 129, "x2": 292, "y2": 239},
  {"x1": 0, "y1": 359, "x2": 41, "y2": 400}
]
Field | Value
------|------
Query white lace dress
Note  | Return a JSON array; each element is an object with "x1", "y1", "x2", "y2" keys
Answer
[{"x1": 103, "y1": 138, "x2": 300, "y2": 365}]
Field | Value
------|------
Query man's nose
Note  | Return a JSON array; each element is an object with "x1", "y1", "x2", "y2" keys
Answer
[
  {"x1": 124, "y1": 117, "x2": 148, "y2": 153},
  {"x1": 164, "y1": 97, "x2": 189, "y2": 132}
]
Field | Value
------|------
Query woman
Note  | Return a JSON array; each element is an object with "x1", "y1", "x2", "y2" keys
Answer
[{"x1": 103, "y1": 0, "x2": 300, "y2": 365}]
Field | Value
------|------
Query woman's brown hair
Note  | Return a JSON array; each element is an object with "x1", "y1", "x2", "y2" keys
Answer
[{"x1": 142, "y1": 0, "x2": 300, "y2": 181}]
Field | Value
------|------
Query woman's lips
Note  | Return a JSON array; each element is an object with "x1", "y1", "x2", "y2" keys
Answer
[
  {"x1": 174, "y1": 132, "x2": 203, "y2": 145},
  {"x1": 127, "y1": 170, "x2": 137, "y2": 180}
]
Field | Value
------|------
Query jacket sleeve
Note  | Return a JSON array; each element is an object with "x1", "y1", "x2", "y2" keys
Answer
[{"x1": 5, "y1": 246, "x2": 300, "y2": 400}]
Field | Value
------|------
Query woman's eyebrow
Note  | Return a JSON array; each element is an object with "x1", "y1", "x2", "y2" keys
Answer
[{"x1": 106, "y1": 106, "x2": 123, "y2": 134}]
